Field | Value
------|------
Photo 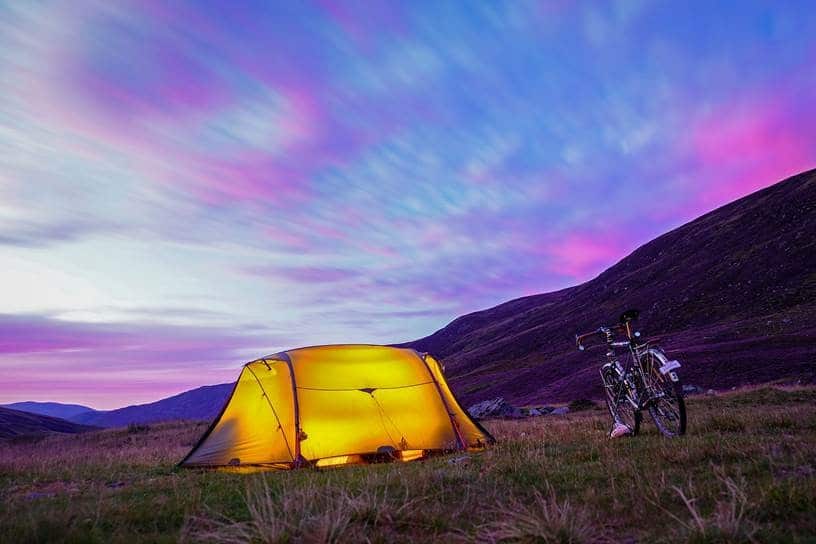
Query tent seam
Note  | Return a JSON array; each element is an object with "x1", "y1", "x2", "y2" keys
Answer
[
  {"x1": 246, "y1": 364, "x2": 296, "y2": 463},
  {"x1": 295, "y1": 381, "x2": 434, "y2": 392},
  {"x1": 416, "y1": 352, "x2": 467, "y2": 450},
  {"x1": 277, "y1": 352, "x2": 305, "y2": 467}
]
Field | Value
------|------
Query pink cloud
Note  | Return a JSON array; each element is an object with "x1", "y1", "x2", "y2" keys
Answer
[
  {"x1": 241, "y1": 265, "x2": 359, "y2": 283},
  {"x1": 261, "y1": 227, "x2": 314, "y2": 251},
  {"x1": 688, "y1": 96, "x2": 816, "y2": 207},
  {"x1": 0, "y1": 314, "x2": 280, "y2": 408},
  {"x1": 64, "y1": 11, "x2": 233, "y2": 124},
  {"x1": 316, "y1": 0, "x2": 408, "y2": 50},
  {"x1": 544, "y1": 232, "x2": 630, "y2": 279},
  {"x1": 188, "y1": 153, "x2": 312, "y2": 206},
  {"x1": 22, "y1": 14, "x2": 365, "y2": 211}
]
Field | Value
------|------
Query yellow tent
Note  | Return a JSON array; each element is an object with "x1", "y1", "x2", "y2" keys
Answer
[{"x1": 180, "y1": 345, "x2": 494, "y2": 469}]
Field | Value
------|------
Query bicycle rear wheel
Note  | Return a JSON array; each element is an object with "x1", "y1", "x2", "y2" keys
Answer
[
  {"x1": 639, "y1": 348, "x2": 686, "y2": 436},
  {"x1": 601, "y1": 365, "x2": 641, "y2": 435}
]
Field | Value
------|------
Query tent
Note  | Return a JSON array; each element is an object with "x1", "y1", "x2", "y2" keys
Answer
[{"x1": 180, "y1": 344, "x2": 494, "y2": 469}]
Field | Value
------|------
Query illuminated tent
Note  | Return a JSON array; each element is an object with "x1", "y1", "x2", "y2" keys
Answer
[{"x1": 180, "y1": 345, "x2": 494, "y2": 469}]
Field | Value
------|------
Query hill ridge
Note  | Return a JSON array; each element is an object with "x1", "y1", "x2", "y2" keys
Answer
[
  {"x1": 406, "y1": 168, "x2": 816, "y2": 404},
  {"x1": 0, "y1": 407, "x2": 98, "y2": 440},
  {"x1": 71, "y1": 383, "x2": 233, "y2": 428},
  {"x1": 9, "y1": 169, "x2": 815, "y2": 419},
  {"x1": 1, "y1": 401, "x2": 96, "y2": 421}
]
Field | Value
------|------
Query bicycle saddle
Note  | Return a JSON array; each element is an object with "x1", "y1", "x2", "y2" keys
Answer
[{"x1": 619, "y1": 308, "x2": 640, "y2": 324}]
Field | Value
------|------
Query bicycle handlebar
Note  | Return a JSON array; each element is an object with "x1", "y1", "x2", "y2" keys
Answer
[
  {"x1": 575, "y1": 324, "x2": 626, "y2": 351},
  {"x1": 575, "y1": 309, "x2": 642, "y2": 352}
]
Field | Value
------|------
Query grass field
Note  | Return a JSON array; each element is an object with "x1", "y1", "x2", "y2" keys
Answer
[{"x1": 1, "y1": 386, "x2": 815, "y2": 543}]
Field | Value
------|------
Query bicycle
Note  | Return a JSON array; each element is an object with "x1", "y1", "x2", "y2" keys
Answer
[{"x1": 575, "y1": 309, "x2": 687, "y2": 437}]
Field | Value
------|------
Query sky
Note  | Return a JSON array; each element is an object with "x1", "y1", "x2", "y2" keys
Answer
[{"x1": 1, "y1": 1, "x2": 815, "y2": 409}]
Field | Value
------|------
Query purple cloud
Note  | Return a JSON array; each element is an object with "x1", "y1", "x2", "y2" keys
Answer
[
  {"x1": 1, "y1": 1, "x2": 815, "y2": 407},
  {"x1": 0, "y1": 313, "x2": 284, "y2": 408},
  {"x1": 242, "y1": 265, "x2": 360, "y2": 284}
]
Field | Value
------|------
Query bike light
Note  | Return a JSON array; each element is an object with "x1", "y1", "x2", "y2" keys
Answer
[{"x1": 634, "y1": 331, "x2": 641, "y2": 337}]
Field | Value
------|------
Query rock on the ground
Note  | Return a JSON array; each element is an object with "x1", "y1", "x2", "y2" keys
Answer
[
  {"x1": 467, "y1": 397, "x2": 524, "y2": 419},
  {"x1": 525, "y1": 406, "x2": 556, "y2": 417},
  {"x1": 467, "y1": 397, "x2": 507, "y2": 419},
  {"x1": 682, "y1": 384, "x2": 704, "y2": 395},
  {"x1": 468, "y1": 398, "x2": 568, "y2": 419}
]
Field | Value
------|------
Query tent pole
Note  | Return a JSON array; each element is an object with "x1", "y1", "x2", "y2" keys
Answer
[
  {"x1": 417, "y1": 352, "x2": 467, "y2": 451},
  {"x1": 279, "y1": 352, "x2": 306, "y2": 467}
]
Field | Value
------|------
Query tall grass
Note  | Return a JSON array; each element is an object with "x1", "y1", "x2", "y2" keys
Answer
[
  {"x1": 474, "y1": 487, "x2": 607, "y2": 543},
  {"x1": 184, "y1": 472, "x2": 438, "y2": 543},
  {"x1": 646, "y1": 468, "x2": 758, "y2": 543},
  {"x1": 1, "y1": 386, "x2": 814, "y2": 542}
]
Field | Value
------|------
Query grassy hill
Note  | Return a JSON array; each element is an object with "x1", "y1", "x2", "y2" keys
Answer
[
  {"x1": 0, "y1": 386, "x2": 814, "y2": 542},
  {"x1": 406, "y1": 169, "x2": 816, "y2": 405},
  {"x1": 0, "y1": 402, "x2": 95, "y2": 421},
  {"x1": 70, "y1": 383, "x2": 233, "y2": 428},
  {"x1": 0, "y1": 408, "x2": 98, "y2": 440}
]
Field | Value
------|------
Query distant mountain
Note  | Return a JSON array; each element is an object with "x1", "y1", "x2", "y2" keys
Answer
[
  {"x1": 0, "y1": 407, "x2": 98, "y2": 440},
  {"x1": 405, "y1": 169, "x2": 816, "y2": 404},
  {"x1": 71, "y1": 383, "x2": 233, "y2": 428},
  {"x1": 1, "y1": 401, "x2": 96, "y2": 421},
  {"x1": 11, "y1": 171, "x2": 815, "y2": 424}
]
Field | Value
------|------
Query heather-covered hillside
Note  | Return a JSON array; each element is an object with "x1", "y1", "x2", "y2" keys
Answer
[
  {"x1": 0, "y1": 408, "x2": 97, "y2": 440},
  {"x1": 407, "y1": 169, "x2": 816, "y2": 404}
]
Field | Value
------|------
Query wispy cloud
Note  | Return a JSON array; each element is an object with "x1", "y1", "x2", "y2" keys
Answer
[
  {"x1": 242, "y1": 265, "x2": 361, "y2": 284},
  {"x1": 0, "y1": 313, "x2": 283, "y2": 408},
  {"x1": 1, "y1": 0, "x2": 815, "y2": 406}
]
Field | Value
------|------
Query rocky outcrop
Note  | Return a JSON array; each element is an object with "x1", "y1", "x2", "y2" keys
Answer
[{"x1": 467, "y1": 397, "x2": 568, "y2": 420}]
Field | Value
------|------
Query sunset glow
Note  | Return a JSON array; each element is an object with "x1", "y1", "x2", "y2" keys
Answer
[{"x1": 1, "y1": 1, "x2": 814, "y2": 408}]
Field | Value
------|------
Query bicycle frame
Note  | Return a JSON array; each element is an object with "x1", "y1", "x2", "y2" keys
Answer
[
  {"x1": 609, "y1": 342, "x2": 648, "y2": 410},
  {"x1": 577, "y1": 311, "x2": 688, "y2": 437},
  {"x1": 585, "y1": 322, "x2": 650, "y2": 411}
]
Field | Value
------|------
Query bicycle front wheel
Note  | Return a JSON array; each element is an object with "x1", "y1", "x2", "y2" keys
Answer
[
  {"x1": 601, "y1": 365, "x2": 641, "y2": 435},
  {"x1": 639, "y1": 348, "x2": 686, "y2": 436}
]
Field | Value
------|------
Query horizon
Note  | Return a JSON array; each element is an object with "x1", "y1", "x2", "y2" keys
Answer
[
  {"x1": 0, "y1": 167, "x2": 801, "y2": 412},
  {"x1": 2, "y1": 2, "x2": 816, "y2": 409}
]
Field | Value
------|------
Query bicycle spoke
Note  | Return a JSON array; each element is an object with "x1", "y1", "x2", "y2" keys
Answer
[
  {"x1": 639, "y1": 348, "x2": 687, "y2": 437},
  {"x1": 657, "y1": 401, "x2": 679, "y2": 422}
]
